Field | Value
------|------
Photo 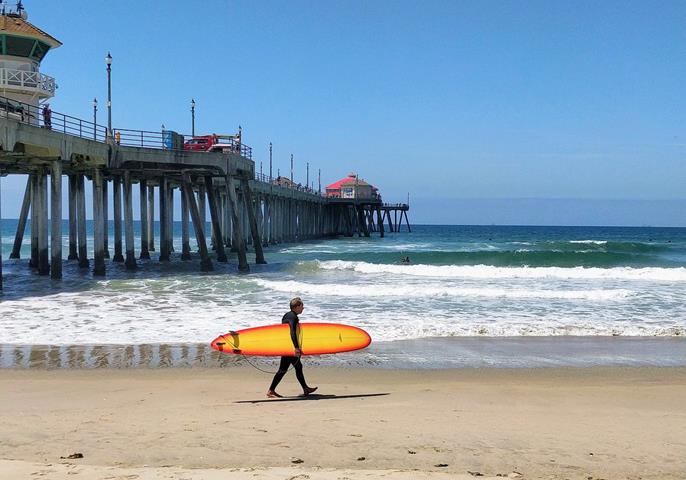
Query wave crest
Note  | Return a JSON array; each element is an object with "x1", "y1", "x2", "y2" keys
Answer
[{"x1": 313, "y1": 260, "x2": 686, "y2": 281}]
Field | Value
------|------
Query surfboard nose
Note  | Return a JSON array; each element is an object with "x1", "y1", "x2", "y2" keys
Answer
[{"x1": 210, "y1": 336, "x2": 226, "y2": 352}]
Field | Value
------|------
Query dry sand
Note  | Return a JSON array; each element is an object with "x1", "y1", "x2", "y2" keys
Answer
[{"x1": 1, "y1": 366, "x2": 685, "y2": 479}]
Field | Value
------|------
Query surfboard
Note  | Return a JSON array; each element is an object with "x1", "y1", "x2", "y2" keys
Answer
[{"x1": 210, "y1": 323, "x2": 371, "y2": 356}]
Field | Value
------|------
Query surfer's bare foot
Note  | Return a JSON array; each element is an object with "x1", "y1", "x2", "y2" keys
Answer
[
  {"x1": 266, "y1": 390, "x2": 283, "y2": 398},
  {"x1": 303, "y1": 386, "x2": 318, "y2": 396}
]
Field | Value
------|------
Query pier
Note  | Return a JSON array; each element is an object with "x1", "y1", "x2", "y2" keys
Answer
[{"x1": 0, "y1": 98, "x2": 410, "y2": 289}]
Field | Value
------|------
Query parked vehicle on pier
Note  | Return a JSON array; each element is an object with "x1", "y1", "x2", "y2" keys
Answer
[{"x1": 183, "y1": 134, "x2": 240, "y2": 152}]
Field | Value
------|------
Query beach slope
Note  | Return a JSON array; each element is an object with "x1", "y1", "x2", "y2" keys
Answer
[{"x1": 1, "y1": 367, "x2": 685, "y2": 479}]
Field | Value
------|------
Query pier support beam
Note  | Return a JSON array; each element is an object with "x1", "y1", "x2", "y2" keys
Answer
[
  {"x1": 112, "y1": 176, "x2": 124, "y2": 262},
  {"x1": 103, "y1": 181, "x2": 110, "y2": 259},
  {"x1": 50, "y1": 161, "x2": 62, "y2": 279},
  {"x1": 37, "y1": 169, "x2": 49, "y2": 275},
  {"x1": 377, "y1": 207, "x2": 384, "y2": 238},
  {"x1": 29, "y1": 174, "x2": 38, "y2": 267},
  {"x1": 139, "y1": 180, "x2": 150, "y2": 259},
  {"x1": 76, "y1": 174, "x2": 89, "y2": 268},
  {"x1": 240, "y1": 178, "x2": 266, "y2": 264},
  {"x1": 67, "y1": 175, "x2": 78, "y2": 260},
  {"x1": 204, "y1": 176, "x2": 227, "y2": 263},
  {"x1": 147, "y1": 185, "x2": 155, "y2": 252},
  {"x1": 159, "y1": 178, "x2": 170, "y2": 261},
  {"x1": 197, "y1": 185, "x2": 206, "y2": 238},
  {"x1": 181, "y1": 184, "x2": 191, "y2": 260},
  {"x1": 10, "y1": 178, "x2": 31, "y2": 259},
  {"x1": 182, "y1": 174, "x2": 212, "y2": 271},
  {"x1": 92, "y1": 168, "x2": 106, "y2": 276},
  {"x1": 168, "y1": 187, "x2": 175, "y2": 252},
  {"x1": 123, "y1": 171, "x2": 137, "y2": 270},
  {"x1": 226, "y1": 176, "x2": 249, "y2": 272}
]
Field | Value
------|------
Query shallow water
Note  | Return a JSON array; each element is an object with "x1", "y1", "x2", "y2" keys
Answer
[{"x1": 1, "y1": 224, "x2": 686, "y2": 367}]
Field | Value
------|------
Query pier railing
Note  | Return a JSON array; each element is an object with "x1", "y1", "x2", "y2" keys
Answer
[
  {"x1": 0, "y1": 94, "x2": 108, "y2": 141},
  {"x1": 0, "y1": 94, "x2": 253, "y2": 159},
  {"x1": 254, "y1": 172, "x2": 323, "y2": 195}
]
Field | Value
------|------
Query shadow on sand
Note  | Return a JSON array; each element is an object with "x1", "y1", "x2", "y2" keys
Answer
[{"x1": 235, "y1": 392, "x2": 390, "y2": 404}]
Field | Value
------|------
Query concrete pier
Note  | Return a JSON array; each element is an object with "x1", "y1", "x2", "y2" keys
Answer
[{"x1": 0, "y1": 111, "x2": 408, "y2": 290}]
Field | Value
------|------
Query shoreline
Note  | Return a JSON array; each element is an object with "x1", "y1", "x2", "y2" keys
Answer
[
  {"x1": 2, "y1": 336, "x2": 685, "y2": 369},
  {"x1": 2, "y1": 366, "x2": 685, "y2": 479}
]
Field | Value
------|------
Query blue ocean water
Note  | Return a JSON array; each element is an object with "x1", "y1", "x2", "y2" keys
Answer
[{"x1": 1, "y1": 223, "x2": 685, "y2": 350}]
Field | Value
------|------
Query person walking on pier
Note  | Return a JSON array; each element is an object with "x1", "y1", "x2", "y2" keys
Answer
[
  {"x1": 42, "y1": 103, "x2": 52, "y2": 130},
  {"x1": 267, "y1": 297, "x2": 318, "y2": 398}
]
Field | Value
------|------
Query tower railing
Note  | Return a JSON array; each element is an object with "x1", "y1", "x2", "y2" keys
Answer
[{"x1": 0, "y1": 68, "x2": 56, "y2": 96}]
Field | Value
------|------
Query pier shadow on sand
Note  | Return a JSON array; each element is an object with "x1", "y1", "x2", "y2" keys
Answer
[{"x1": 235, "y1": 393, "x2": 390, "y2": 404}]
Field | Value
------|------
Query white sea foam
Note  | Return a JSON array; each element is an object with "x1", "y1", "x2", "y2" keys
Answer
[
  {"x1": 253, "y1": 278, "x2": 632, "y2": 301},
  {"x1": 569, "y1": 240, "x2": 608, "y2": 245},
  {"x1": 314, "y1": 260, "x2": 686, "y2": 281}
]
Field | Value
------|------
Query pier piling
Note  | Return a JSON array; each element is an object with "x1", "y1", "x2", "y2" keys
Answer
[
  {"x1": 159, "y1": 178, "x2": 170, "y2": 262},
  {"x1": 147, "y1": 185, "x2": 155, "y2": 252},
  {"x1": 10, "y1": 178, "x2": 31, "y2": 259},
  {"x1": 67, "y1": 175, "x2": 78, "y2": 260},
  {"x1": 112, "y1": 176, "x2": 124, "y2": 262},
  {"x1": 37, "y1": 170, "x2": 50, "y2": 275},
  {"x1": 204, "y1": 176, "x2": 227, "y2": 263},
  {"x1": 50, "y1": 161, "x2": 62, "y2": 279},
  {"x1": 226, "y1": 176, "x2": 249, "y2": 272},
  {"x1": 76, "y1": 174, "x2": 89, "y2": 268},
  {"x1": 139, "y1": 180, "x2": 150, "y2": 260},
  {"x1": 92, "y1": 168, "x2": 106, "y2": 276},
  {"x1": 123, "y1": 171, "x2": 136, "y2": 270},
  {"x1": 181, "y1": 184, "x2": 191, "y2": 260},
  {"x1": 182, "y1": 173, "x2": 212, "y2": 271}
]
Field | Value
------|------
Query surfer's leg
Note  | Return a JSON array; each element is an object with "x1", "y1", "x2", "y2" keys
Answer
[
  {"x1": 267, "y1": 356, "x2": 292, "y2": 394},
  {"x1": 293, "y1": 358, "x2": 317, "y2": 395}
]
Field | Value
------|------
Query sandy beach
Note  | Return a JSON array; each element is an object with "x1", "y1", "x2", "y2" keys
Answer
[{"x1": 1, "y1": 366, "x2": 685, "y2": 479}]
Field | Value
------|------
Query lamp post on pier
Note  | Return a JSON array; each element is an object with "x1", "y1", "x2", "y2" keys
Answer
[
  {"x1": 269, "y1": 142, "x2": 273, "y2": 182},
  {"x1": 318, "y1": 168, "x2": 321, "y2": 194},
  {"x1": 106, "y1": 52, "x2": 112, "y2": 140},
  {"x1": 191, "y1": 98, "x2": 195, "y2": 136},
  {"x1": 306, "y1": 162, "x2": 309, "y2": 192},
  {"x1": 290, "y1": 154, "x2": 293, "y2": 184},
  {"x1": 92, "y1": 98, "x2": 97, "y2": 140}
]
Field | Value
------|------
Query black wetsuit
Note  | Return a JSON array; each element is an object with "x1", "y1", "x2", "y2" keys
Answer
[{"x1": 268, "y1": 310, "x2": 308, "y2": 391}]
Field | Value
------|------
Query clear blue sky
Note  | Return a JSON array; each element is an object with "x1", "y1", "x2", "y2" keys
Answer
[{"x1": 1, "y1": 0, "x2": 684, "y2": 225}]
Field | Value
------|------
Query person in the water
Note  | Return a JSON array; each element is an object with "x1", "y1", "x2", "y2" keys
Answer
[{"x1": 266, "y1": 297, "x2": 318, "y2": 398}]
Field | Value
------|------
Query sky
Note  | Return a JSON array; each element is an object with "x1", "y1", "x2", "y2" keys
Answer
[{"x1": 0, "y1": 0, "x2": 684, "y2": 225}]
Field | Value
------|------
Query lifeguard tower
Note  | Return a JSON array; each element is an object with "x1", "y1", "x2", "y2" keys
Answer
[{"x1": 0, "y1": 1, "x2": 60, "y2": 122}]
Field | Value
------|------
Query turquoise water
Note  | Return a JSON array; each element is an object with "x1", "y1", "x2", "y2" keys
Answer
[{"x1": 1, "y1": 223, "x2": 685, "y2": 360}]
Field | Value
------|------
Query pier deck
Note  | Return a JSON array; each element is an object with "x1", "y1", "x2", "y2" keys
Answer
[{"x1": 0, "y1": 98, "x2": 409, "y2": 289}]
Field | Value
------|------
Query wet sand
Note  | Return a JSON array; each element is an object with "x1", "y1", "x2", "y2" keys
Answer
[{"x1": 2, "y1": 366, "x2": 686, "y2": 479}]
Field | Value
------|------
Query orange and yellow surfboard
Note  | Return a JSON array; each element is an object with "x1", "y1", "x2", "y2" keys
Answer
[{"x1": 210, "y1": 323, "x2": 371, "y2": 356}]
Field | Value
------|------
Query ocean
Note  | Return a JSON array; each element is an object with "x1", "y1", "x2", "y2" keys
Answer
[{"x1": 1, "y1": 222, "x2": 685, "y2": 368}]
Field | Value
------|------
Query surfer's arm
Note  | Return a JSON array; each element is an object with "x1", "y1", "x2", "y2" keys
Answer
[
  {"x1": 285, "y1": 314, "x2": 300, "y2": 352},
  {"x1": 288, "y1": 322, "x2": 300, "y2": 350}
]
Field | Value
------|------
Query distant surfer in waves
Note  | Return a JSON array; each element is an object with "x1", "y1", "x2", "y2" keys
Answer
[
  {"x1": 400, "y1": 256, "x2": 410, "y2": 264},
  {"x1": 267, "y1": 297, "x2": 318, "y2": 398}
]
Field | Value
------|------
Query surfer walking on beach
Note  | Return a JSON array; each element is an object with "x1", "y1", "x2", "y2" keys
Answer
[{"x1": 266, "y1": 297, "x2": 318, "y2": 398}]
